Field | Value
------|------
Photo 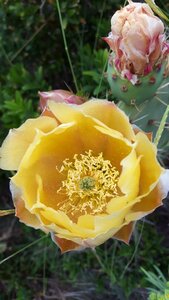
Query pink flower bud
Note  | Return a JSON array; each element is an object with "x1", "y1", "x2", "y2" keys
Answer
[
  {"x1": 38, "y1": 89, "x2": 85, "y2": 112},
  {"x1": 104, "y1": 1, "x2": 169, "y2": 83}
]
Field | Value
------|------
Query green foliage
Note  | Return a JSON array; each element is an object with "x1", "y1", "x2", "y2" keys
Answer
[
  {"x1": 142, "y1": 266, "x2": 169, "y2": 300},
  {"x1": 81, "y1": 46, "x2": 109, "y2": 96},
  {"x1": 0, "y1": 63, "x2": 50, "y2": 143}
]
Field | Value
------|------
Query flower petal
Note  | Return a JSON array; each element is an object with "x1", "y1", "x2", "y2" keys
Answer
[
  {"x1": 51, "y1": 234, "x2": 83, "y2": 253},
  {"x1": 0, "y1": 116, "x2": 58, "y2": 171},
  {"x1": 106, "y1": 148, "x2": 140, "y2": 214},
  {"x1": 132, "y1": 125, "x2": 152, "y2": 141},
  {"x1": 125, "y1": 184, "x2": 163, "y2": 223},
  {"x1": 48, "y1": 100, "x2": 136, "y2": 140},
  {"x1": 10, "y1": 181, "x2": 44, "y2": 230},
  {"x1": 135, "y1": 132, "x2": 163, "y2": 195},
  {"x1": 126, "y1": 168, "x2": 169, "y2": 222},
  {"x1": 113, "y1": 222, "x2": 135, "y2": 244},
  {"x1": 11, "y1": 122, "x2": 80, "y2": 209},
  {"x1": 79, "y1": 100, "x2": 135, "y2": 141}
]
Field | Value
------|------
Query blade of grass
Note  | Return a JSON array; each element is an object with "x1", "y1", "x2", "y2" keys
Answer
[
  {"x1": 154, "y1": 105, "x2": 169, "y2": 146},
  {"x1": 42, "y1": 238, "x2": 48, "y2": 296},
  {"x1": 56, "y1": 0, "x2": 79, "y2": 93},
  {"x1": 0, "y1": 209, "x2": 15, "y2": 216},
  {"x1": 92, "y1": 248, "x2": 116, "y2": 283},
  {"x1": 0, "y1": 44, "x2": 13, "y2": 66},
  {"x1": 96, "y1": 49, "x2": 110, "y2": 98},
  {"x1": 120, "y1": 220, "x2": 145, "y2": 280},
  {"x1": 145, "y1": 0, "x2": 169, "y2": 22},
  {"x1": 93, "y1": 0, "x2": 106, "y2": 51},
  {"x1": 154, "y1": 266, "x2": 167, "y2": 282},
  {"x1": 141, "y1": 268, "x2": 166, "y2": 291},
  {"x1": 0, "y1": 235, "x2": 47, "y2": 265},
  {"x1": 10, "y1": 21, "x2": 47, "y2": 63}
]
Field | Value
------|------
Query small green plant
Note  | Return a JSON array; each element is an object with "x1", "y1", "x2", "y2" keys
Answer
[{"x1": 142, "y1": 266, "x2": 169, "y2": 300}]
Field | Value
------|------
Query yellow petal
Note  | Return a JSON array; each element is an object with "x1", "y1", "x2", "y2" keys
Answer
[
  {"x1": 135, "y1": 132, "x2": 163, "y2": 195},
  {"x1": 118, "y1": 148, "x2": 140, "y2": 195},
  {"x1": 0, "y1": 116, "x2": 58, "y2": 170},
  {"x1": 48, "y1": 101, "x2": 82, "y2": 124},
  {"x1": 39, "y1": 207, "x2": 97, "y2": 238},
  {"x1": 48, "y1": 100, "x2": 135, "y2": 142},
  {"x1": 94, "y1": 207, "x2": 129, "y2": 234},
  {"x1": 11, "y1": 123, "x2": 79, "y2": 209},
  {"x1": 77, "y1": 214, "x2": 94, "y2": 230},
  {"x1": 106, "y1": 148, "x2": 140, "y2": 214},
  {"x1": 80, "y1": 100, "x2": 136, "y2": 141}
]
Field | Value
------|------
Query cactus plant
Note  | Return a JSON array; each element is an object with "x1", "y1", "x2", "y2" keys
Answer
[
  {"x1": 105, "y1": 0, "x2": 169, "y2": 158},
  {"x1": 118, "y1": 79, "x2": 169, "y2": 161},
  {"x1": 107, "y1": 53, "x2": 167, "y2": 105}
]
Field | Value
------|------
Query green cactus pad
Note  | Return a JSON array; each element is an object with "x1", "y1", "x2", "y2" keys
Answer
[
  {"x1": 118, "y1": 78, "x2": 169, "y2": 159},
  {"x1": 107, "y1": 53, "x2": 166, "y2": 106}
]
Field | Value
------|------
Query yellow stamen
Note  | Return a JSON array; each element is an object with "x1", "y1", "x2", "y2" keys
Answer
[{"x1": 57, "y1": 150, "x2": 120, "y2": 217}]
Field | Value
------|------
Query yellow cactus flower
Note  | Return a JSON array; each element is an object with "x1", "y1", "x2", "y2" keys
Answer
[{"x1": 0, "y1": 100, "x2": 168, "y2": 252}]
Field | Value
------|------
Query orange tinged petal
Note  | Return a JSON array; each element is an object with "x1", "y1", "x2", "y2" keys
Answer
[
  {"x1": 15, "y1": 198, "x2": 43, "y2": 229},
  {"x1": 114, "y1": 222, "x2": 135, "y2": 244},
  {"x1": 52, "y1": 235, "x2": 82, "y2": 253},
  {"x1": 10, "y1": 181, "x2": 43, "y2": 229},
  {"x1": 131, "y1": 183, "x2": 163, "y2": 215}
]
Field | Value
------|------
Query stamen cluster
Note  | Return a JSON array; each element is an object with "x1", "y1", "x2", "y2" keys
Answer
[{"x1": 57, "y1": 150, "x2": 120, "y2": 217}]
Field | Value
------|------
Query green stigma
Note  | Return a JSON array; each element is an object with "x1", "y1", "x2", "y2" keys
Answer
[{"x1": 79, "y1": 176, "x2": 95, "y2": 191}]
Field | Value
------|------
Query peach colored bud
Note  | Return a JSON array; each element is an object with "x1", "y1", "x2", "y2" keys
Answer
[
  {"x1": 38, "y1": 89, "x2": 85, "y2": 112},
  {"x1": 105, "y1": 1, "x2": 169, "y2": 83}
]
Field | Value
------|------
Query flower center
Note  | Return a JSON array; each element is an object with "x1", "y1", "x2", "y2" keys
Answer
[
  {"x1": 79, "y1": 176, "x2": 95, "y2": 191},
  {"x1": 57, "y1": 150, "x2": 120, "y2": 218}
]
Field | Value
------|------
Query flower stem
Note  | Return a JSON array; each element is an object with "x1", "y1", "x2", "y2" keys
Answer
[{"x1": 56, "y1": 0, "x2": 79, "y2": 93}]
